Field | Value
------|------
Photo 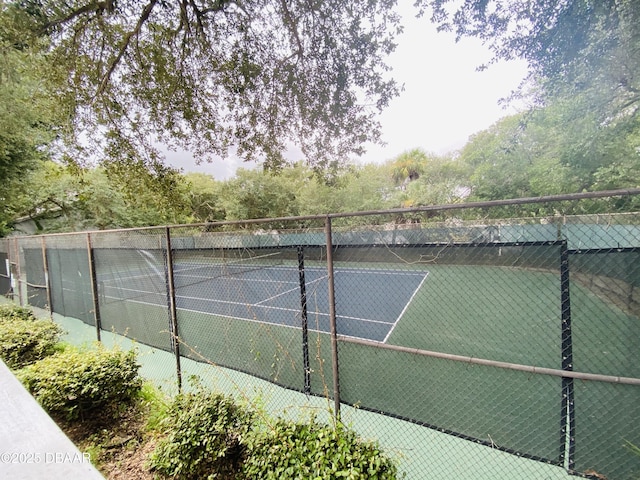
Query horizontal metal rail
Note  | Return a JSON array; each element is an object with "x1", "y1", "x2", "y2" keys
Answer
[
  {"x1": 9, "y1": 188, "x2": 640, "y2": 239},
  {"x1": 340, "y1": 336, "x2": 640, "y2": 386}
]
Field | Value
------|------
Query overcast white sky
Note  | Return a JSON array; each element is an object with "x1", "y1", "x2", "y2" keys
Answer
[{"x1": 164, "y1": 7, "x2": 529, "y2": 180}]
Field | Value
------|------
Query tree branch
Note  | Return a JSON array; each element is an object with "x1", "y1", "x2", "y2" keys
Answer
[
  {"x1": 97, "y1": 0, "x2": 159, "y2": 96},
  {"x1": 188, "y1": 0, "x2": 207, "y2": 38},
  {"x1": 279, "y1": 0, "x2": 304, "y2": 63},
  {"x1": 45, "y1": 1, "x2": 113, "y2": 31}
]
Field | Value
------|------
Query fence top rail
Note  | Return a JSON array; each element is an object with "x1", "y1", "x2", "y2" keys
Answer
[{"x1": 9, "y1": 187, "x2": 640, "y2": 240}]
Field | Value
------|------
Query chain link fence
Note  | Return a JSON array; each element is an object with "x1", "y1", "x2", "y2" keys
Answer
[{"x1": 2, "y1": 190, "x2": 640, "y2": 479}]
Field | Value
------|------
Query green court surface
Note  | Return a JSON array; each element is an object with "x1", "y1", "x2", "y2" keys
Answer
[
  {"x1": 337, "y1": 263, "x2": 639, "y2": 479},
  {"x1": 387, "y1": 265, "x2": 563, "y2": 366}
]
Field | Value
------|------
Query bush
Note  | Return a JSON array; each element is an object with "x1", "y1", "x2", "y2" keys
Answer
[
  {"x1": 243, "y1": 419, "x2": 401, "y2": 479},
  {"x1": 148, "y1": 384, "x2": 401, "y2": 479},
  {"x1": 18, "y1": 345, "x2": 142, "y2": 420},
  {"x1": 149, "y1": 389, "x2": 254, "y2": 479},
  {"x1": 0, "y1": 306, "x2": 62, "y2": 369},
  {"x1": 0, "y1": 304, "x2": 37, "y2": 322}
]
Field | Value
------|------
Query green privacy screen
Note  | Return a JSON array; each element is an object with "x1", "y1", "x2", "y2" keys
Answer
[
  {"x1": 172, "y1": 244, "x2": 334, "y2": 397},
  {"x1": 46, "y1": 248, "x2": 95, "y2": 326},
  {"x1": 569, "y1": 248, "x2": 640, "y2": 480},
  {"x1": 332, "y1": 241, "x2": 565, "y2": 465},
  {"x1": 23, "y1": 248, "x2": 48, "y2": 310},
  {"x1": 92, "y1": 246, "x2": 172, "y2": 352}
]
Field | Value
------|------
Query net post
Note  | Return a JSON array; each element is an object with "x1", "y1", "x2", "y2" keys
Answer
[
  {"x1": 86, "y1": 233, "x2": 102, "y2": 342},
  {"x1": 297, "y1": 246, "x2": 311, "y2": 395},
  {"x1": 559, "y1": 240, "x2": 576, "y2": 470},
  {"x1": 40, "y1": 237, "x2": 53, "y2": 319},
  {"x1": 325, "y1": 216, "x2": 341, "y2": 420},
  {"x1": 164, "y1": 227, "x2": 182, "y2": 392}
]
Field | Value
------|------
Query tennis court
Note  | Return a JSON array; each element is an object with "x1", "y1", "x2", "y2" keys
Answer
[
  {"x1": 97, "y1": 256, "x2": 429, "y2": 343},
  {"x1": 9, "y1": 228, "x2": 640, "y2": 480}
]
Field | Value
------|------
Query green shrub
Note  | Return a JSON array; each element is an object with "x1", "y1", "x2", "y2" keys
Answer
[
  {"x1": 149, "y1": 389, "x2": 254, "y2": 479},
  {"x1": 0, "y1": 304, "x2": 37, "y2": 322},
  {"x1": 0, "y1": 308, "x2": 62, "y2": 369},
  {"x1": 18, "y1": 346, "x2": 142, "y2": 420},
  {"x1": 243, "y1": 419, "x2": 401, "y2": 479}
]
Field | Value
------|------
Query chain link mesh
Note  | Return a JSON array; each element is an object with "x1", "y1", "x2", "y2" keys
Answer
[
  {"x1": 0, "y1": 238, "x2": 10, "y2": 297},
  {"x1": 4, "y1": 197, "x2": 640, "y2": 479}
]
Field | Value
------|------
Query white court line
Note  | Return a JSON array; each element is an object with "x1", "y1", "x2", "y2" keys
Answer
[
  {"x1": 382, "y1": 271, "x2": 430, "y2": 344},
  {"x1": 100, "y1": 285, "x2": 166, "y2": 306},
  {"x1": 173, "y1": 263, "x2": 296, "y2": 275},
  {"x1": 174, "y1": 305, "x2": 335, "y2": 335},
  {"x1": 101, "y1": 271, "x2": 412, "y2": 326},
  {"x1": 174, "y1": 264, "x2": 427, "y2": 278},
  {"x1": 178, "y1": 293, "x2": 301, "y2": 314},
  {"x1": 99, "y1": 270, "x2": 164, "y2": 284},
  {"x1": 99, "y1": 267, "x2": 425, "y2": 340},
  {"x1": 254, "y1": 285, "x2": 300, "y2": 305},
  {"x1": 333, "y1": 267, "x2": 428, "y2": 277},
  {"x1": 171, "y1": 293, "x2": 395, "y2": 325},
  {"x1": 100, "y1": 277, "x2": 303, "y2": 307},
  {"x1": 173, "y1": 273, "x2": 299, "y2": 287},
  {"x1": 101, "y1": 284, "x2": 165, "y2": 295},
  {"x1": 176, "y1": 277, "x2": 300, "y2": 290},
  {"x1": 255, "y1": 275, "x2": 329, "y2": 305}
]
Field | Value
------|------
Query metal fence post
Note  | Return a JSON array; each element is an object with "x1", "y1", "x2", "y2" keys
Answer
[
  {"x1": 6, "y1": 238, "x2": 19, "y2": 305},
  {"x1": 325, "y1": 216, "x2": 341, "y2": 420},
  {"x1": 297, "y1": 246, "x2": 311, "y2": 395},
  {"x1": 86, "y1": 233, "x2": 102, "y2": 342},
  {"x1": 12, "y1": 238, "x2": 23, "y2": 306},
  {"x1": 560, "y1": 240, "x2": 576, "y2": 470},
  {"x1": 40, "y1": 237, "x2": 53, "y2": 319},
  {"x1": 164, "y1": 227, "x2": 182, "y2": 391}
]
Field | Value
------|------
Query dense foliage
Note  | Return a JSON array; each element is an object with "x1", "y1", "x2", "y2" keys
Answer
[
  {"x1": 242, "y1": 418, "x2": 400, "y2": 479},
  {"x1": 18, "y1": 345, "x2": 142, "y2": 420},
  {"x1": 150, "y1": 389, "x2": 254, "y2": 479},
  {"x1": 0, "y1": 304, "x2": 62, "y2": 368},
  {"x1": 11, "y1": 103, "x2": 639, "y2": 234},
  {"x1": 7, "y1": 0, "x2": 401, "y2": 171},
  {"x1": 2, "y1": 1, "x2": 639, "y2": 234},
  {"x1": 0, "y1": 304, "x2": 38, "y2": 322},
  {"x1": 149, "y1": 387, "x2": 401, "y2": 479},
  {"x1": 0, "y1": 7, "x2": 67, "y2": 234}
]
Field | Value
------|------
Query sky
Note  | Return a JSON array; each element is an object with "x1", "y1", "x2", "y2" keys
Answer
[{"x1": 164, "y1": 7, "x2": 529, "y2": 180}]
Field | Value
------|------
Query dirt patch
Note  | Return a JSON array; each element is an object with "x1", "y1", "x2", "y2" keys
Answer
[
  {"x1": 98, "y1": 437, "x2": 157, "y2": 480},
  {"x1": 57, "y1": 404, "x2": 158, "y2": 480}
]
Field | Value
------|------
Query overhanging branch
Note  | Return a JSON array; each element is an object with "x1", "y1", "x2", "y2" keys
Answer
[
  {"x1": 44, "y1": 1, "x2": 113, "y2": 32},
  {"x1": 96, "y1": 0, "x2": 159, "y2": 96}
]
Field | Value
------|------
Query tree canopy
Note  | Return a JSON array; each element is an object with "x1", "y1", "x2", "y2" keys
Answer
[
  {"x1": 417, "y1": 0, "x2": 640, "y2": 122},
  {"x1": 0, "y1": 7, "x2": 68, "y2": 233},
  {"x1": 3, "y1": 0, "x2": 640, "y2": 235},
  {"x1": 11, "y1": 0, "x2": 402, "y2": 171}
]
